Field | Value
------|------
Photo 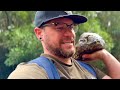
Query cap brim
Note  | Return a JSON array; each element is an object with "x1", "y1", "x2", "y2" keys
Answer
[
  {"x1": 43, "y1": 14, "x2": 87, "y2": 24},
  {"x1": 63, "y1": 15, "x2": 87, "y2": 24}
]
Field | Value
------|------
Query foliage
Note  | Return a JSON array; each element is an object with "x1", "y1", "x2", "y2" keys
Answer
[
  {"x1": 0, "y1": 31, "x2": 14, "y2": 79},
  {"x1": 97, "y1": 11, "x2": 120, "y2": 61},
  {"x1": 4, "y1": 25, "x2": 43, "y2": 66}
]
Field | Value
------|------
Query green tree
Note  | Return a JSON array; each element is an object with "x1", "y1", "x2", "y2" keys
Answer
[
  {"x1": 97, "y1": 11, "x2": 120, "y2": 61},
  {"x1": 0, "y1": 11, "x2": 36, "y2": 78},
  {"x1": 4, "y1": 25, "x2": 43, "y2": 66}
]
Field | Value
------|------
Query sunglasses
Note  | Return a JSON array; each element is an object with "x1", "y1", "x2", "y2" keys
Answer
[{"x1": 41, "y1": 22, "x2": 79, "y2": 33}]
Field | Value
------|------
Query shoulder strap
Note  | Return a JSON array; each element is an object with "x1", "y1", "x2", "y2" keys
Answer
[
  {"x1": 29, "y1": 56, "x2": 60, "y2": 79},
  {"x1": 77, "y1": 61, "x2": 97, "y2": 77},
  {"x1": 29, "y1": 56, "x2": 96, "y2": 79}
]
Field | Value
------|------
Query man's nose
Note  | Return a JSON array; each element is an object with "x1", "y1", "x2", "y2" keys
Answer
[{"x1": 63, "y1": 29, "x2": 75, "y2": 37}]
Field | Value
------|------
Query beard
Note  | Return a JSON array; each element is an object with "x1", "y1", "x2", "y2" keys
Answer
[
  {"x1": 48, "y1": 46, "x2": 75, "y2": 58},
  {"x1": 44, "y1": 37, "x2": 75, "y2": 58}
]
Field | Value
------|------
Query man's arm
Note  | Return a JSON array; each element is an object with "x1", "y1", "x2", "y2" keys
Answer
[{"x1": 82, "y1": 49, "x2": 120, "y2": 79}]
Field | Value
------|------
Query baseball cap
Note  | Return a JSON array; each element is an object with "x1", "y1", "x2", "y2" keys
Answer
[{"x1": 34, "y1": 11, "x2": 87, "y2": 27}]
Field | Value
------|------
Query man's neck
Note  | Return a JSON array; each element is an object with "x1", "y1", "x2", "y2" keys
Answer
[{"x1": 43, "y1": 52, "x2": 72, "y2": 65}]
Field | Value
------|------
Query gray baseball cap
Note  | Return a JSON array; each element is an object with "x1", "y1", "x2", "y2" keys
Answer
[{"x1": 34, "y1": 11, "x2": 87, "y2": 27}]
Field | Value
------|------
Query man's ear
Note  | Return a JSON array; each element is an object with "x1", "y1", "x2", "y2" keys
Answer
[{"x1": 34, "y1": 27, "x2": 43, "y2": 40}]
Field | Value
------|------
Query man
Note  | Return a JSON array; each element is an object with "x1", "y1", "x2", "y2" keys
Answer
[{"x1": 8, "y1": 11, "x2": 120, "y2": 79}]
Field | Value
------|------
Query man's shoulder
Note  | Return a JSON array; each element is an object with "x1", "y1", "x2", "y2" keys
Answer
[
  {"x1": 16, "y1": 62, "x2": 47, "y2": 72},
  {"x1": 17, "y1": 62, "x2": 38, "y2": 67},
  {"x1": 7, "y1": 62, "x2": 48, "y2": 79}
]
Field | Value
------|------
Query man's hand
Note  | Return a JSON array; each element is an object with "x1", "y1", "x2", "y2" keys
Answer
[{"x1": 82, "y1": 49, "x2": 105, "y2": 61}]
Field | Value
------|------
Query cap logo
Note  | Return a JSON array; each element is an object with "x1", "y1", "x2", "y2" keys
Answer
[{"x1": 64, "y1": 11, "x2": 73, "y2": 15}]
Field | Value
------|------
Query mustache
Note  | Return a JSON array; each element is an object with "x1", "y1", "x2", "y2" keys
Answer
[{"x1": 60, "y1": 38, "x2": 75, "y2": 44}]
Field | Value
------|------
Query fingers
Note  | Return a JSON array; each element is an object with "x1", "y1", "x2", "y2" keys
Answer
[{"x1": 82, "y1": 49, "x2": 103, "y2": 60}]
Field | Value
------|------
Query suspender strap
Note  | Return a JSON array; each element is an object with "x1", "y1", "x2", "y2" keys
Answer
[
  {"x1": 29, "y1": 56, "x2": 97, "y2": 79},
  {"x1": 77, "y1": 61, "x2": 97, "y2": 77},
  {"x1": 29, "y1": 56, "x2": 60, "y2": 79}
]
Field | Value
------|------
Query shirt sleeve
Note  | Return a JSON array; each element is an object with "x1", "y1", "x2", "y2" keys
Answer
[{"x1": 8, "y1": 62, "x2": 49, "y2": 79}]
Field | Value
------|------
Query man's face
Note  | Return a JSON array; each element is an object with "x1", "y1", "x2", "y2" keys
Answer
[{"x1": 41, "y1": 18, "x2": 77, "y2": 58}]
